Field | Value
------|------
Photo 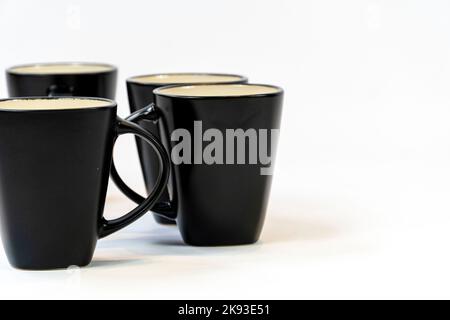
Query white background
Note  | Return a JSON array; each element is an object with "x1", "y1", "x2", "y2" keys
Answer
[{"x1": 0, "y1": 0, "x2": 450, "y2": 299}]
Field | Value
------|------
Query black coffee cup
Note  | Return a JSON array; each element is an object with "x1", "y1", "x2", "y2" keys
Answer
[
  {"x1": 112, "y1": 84, "x2": 283, "y2": 246},
  {"x1": 6, "y1": 62, "x2": 117, "y2": 98},
  {"x1": 0, "y1": 97, "x2": 169, "y2": 269},
  {"x1": 126, "y1": 73, "x2": 248, "y2": 225}
]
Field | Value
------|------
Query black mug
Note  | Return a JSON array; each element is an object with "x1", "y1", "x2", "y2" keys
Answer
[
  {"x1": 6, "y1": 62, "x2": 117, "y2": 98},
  {"x1": 0, "y1": 97, "x2": 169, "y2": 270},
  {"x1": 126, "y1": 73, "x2": 247, "y2": 225},
  {"x1": 112, "y1": 84, "x2": 283, "y2": 246}
]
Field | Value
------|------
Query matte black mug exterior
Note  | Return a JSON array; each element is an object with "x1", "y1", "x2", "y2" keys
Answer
[
  {"x1": 126, "y1": 73, "x2": 247, "y2": 225},
  {"x1": 0, "y1": 97, "x2": 169, "y2": 270},
  {"x1": 111, "y1": 84, "x2": 283, "y2": 246},
  {"x1": 6, "y1": 62, "x2": 117, "y2": 98}
]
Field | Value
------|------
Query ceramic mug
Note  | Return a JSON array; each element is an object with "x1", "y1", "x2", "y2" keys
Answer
[
  {"x1": 125, "y1": 73, "x2": 247, "y2": 225},
  {"x1": 112, "y1": 83, "x2": 283, "y2": 246},
  {"x1": 6, "y1": 62, "x2": 117, "y2": 98},
  {"x1": 0, "y1": 97, "x2": 169, "y2": 269}
]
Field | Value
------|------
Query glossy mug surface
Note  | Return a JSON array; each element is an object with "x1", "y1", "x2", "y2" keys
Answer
[
  {"x1": 6, "y1": 62, "x2": 117, "y2": 98},
  {"x1": 126, "y1": 73, "x2": 247, "y2": 224},
  {"x1": 112, "y1": 84, "x2": 283, "y2": 246},
  {"x1": 0, "y1": 97, "x2": 169, "y2": 269}
]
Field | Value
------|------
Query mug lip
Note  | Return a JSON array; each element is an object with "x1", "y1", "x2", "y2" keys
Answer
[
  {"x1": 126, "y1": 72, "x2": 248, "y2": 86},
  {"x1": 153, "y1": 83, "x2": 284, "y2": 99},
  {"x1": 0, "y1": 96, "x2": 117, "y2": 112},
  {"x1": 6, "y1": 62, "x2": 118, "y2": 76}
]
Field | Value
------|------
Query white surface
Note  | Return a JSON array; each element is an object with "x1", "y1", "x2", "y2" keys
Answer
[{"x1": 1, "y1": 0, "x2": 450, "y2": 299}]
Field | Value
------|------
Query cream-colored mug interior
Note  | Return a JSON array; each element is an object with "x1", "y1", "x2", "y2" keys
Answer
[
  {"x1": 155, "y1": 84, "x2": 281, "y2": 97},
  {"x1": 9, "y1": 63, "x2": 115, "y2": 75},
  {"x1": 0, "y1": 98, "x2": 112, "y2": 110},
  {"x1": 130, "y1": 73, "x2": 244, "y2": 84}
]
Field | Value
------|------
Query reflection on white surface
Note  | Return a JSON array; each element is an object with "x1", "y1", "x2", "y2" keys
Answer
[{"x1": 2, "y1": 181, "x2": 450, "y2": 299}]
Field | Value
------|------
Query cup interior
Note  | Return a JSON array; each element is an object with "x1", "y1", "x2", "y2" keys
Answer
[
  {"x1": 154, "y1": 84, "x2": 282, "y2": 97},
  {"x1": 8, "y1": 63, "x2": 116, "y2": 75},
  {"x1": 0, "y1": 97, "x2": 114, "y2": 111},
  {"x1": 128, "y1": 73, "x2": 245, "y2": 85}
]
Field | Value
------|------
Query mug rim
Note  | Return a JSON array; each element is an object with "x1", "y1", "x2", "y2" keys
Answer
[
  {"x1": 0, "y1": 96, "x2": 117, "y2": 112},
  {"x1": 153, "y1": 83, "x2": 283, "y2": 99},
  {"x1": 6, "y1": 62, "x2": 117, "y2": 76},
  {"x1": 126, "y1": 72, "x2": 248, "y2": 86}
]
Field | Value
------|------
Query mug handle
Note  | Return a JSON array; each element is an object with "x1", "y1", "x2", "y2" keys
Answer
[
  {"x1": 47, "y1": 84, "x2": 74, "y2": 97},
  {"x1": 110, "y1": 104, "x2": 177, "y2": 221},
  {"x1": 99, "y1": 117, "x2": 171, "y2": 238}
]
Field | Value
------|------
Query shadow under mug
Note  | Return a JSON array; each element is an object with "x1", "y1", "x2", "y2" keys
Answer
[
  {"x1": 0, "y1": 97, "x2": 169, "y2": 270},
  {"x1": 6, "y1": 62, "x2": 117, "y2": 99},
  {"x1": 126, "y1": 73, "x2": 248, "y2": 225},
  {"x1": 111, "y1": 83, "x2": 283, "y2": 246}
]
